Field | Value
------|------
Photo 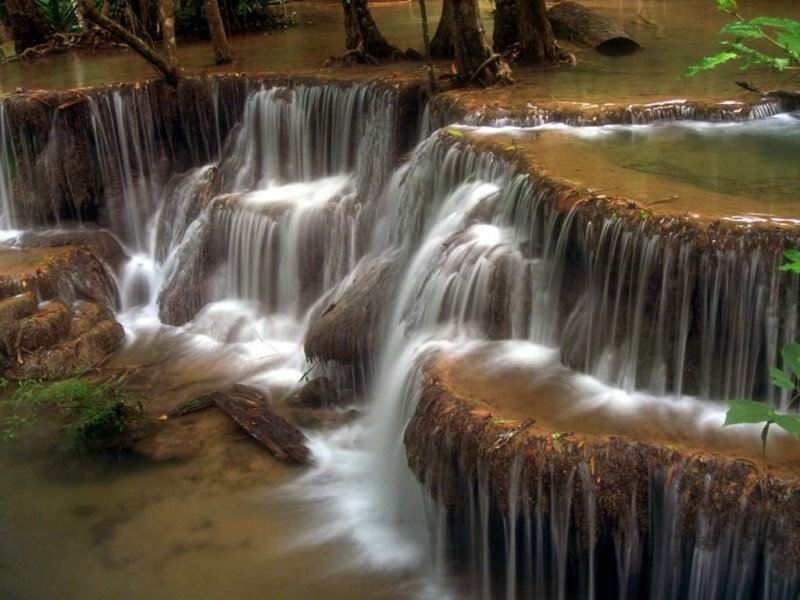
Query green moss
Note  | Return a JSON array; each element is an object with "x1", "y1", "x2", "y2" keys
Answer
[{"x1": 3, "y1": 377, "x2": 141, "y2": 450}]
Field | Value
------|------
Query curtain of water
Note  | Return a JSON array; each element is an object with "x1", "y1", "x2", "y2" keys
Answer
[{"x1": 0, "y1": 101, "x2": 16, "y2": 230}]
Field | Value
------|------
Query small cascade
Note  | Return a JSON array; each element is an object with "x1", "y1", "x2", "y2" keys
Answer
[
  {"x1": 215, "y1": 176, "x2": 359, "y2": 315},
  {"x1": 0, "y1": 101, "x2": 15, "y2": 229},
  {"x1": 87, "y1": 90, "x2": 168, "y2": 250}
]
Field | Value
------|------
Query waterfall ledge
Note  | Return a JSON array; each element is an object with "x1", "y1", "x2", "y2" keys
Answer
[{"x1": 405, "y1": 347, "x2": 800, "y2": 597}]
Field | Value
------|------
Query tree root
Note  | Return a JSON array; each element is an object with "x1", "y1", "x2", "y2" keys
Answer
[
  {"x1": 325, "y1": 43, "x2": 423, "y2": 67},
  {"x1": 17, "y1": 29, "x2": 126, "y2": 61},
  {"x1": 467, "y1": 53, "x2": 515, "y2": 87},
  {"x1": 324, "y1": 42, "x2": 379, "y2": 67}
]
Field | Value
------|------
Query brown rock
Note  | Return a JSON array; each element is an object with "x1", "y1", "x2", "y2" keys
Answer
[
  {"x1": 8, "y1": 229, "x2": 127, "y2": 271},
  {"x1": 305, "y1": 253, "x2": 401, "y2": 366},
  {"x1": 14, "y1": 300, "x2": 71, "y2": 353},
  {"x1": 286, "y1": 376, "x2": 340, "y2": 409}
]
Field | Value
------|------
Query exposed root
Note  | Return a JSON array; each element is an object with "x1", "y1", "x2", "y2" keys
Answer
[
  {"x1": 324, "y1": 43, "x2": 423, "y2": 67},
  {"x1": 18, "y1": 29, "x2": 126, "y2": 60},
  {"x1": 467, "y1": 53, "x2": 515, "y2": 87}
]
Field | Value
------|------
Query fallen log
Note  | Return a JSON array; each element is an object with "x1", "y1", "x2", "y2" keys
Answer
[
  {"x1": 547, "y1": 1, "x2": 639, "y2": 56},
  {"x1": 205, "y1": 385, "x2": 312, "y2": 465}
]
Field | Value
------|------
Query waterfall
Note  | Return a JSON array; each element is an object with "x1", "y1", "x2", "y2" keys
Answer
[
  {"x1": 0, "y1": 101, "x2": 15, "y2": 230},
  {"x1": 2, "y1": 77, "x2": 799, "y2": 599}
]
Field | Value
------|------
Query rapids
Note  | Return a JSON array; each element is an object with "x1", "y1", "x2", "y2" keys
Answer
[{"x1": 1, "y1": 79, "x2": 799, "y2": 598}]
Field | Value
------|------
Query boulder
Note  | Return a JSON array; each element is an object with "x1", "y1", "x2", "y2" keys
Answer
[
  {"x1": 286, "y1": 376, "x2": 341, "y2": 409},
  {"x1": 0, "y1": 246, "x2": 119, "y2": 308},
  {"x1": 3, "y1": 301, "x2": 125, "y2": 380},
  {"x1": 305, "y1": 253, "x2": 401, "y2": 366},
  {"x1": 8, "y1": 228, "x2": 127, "y2": 271}
]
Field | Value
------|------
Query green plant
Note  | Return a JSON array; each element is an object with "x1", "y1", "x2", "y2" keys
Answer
[
  {"x1": 685, "y1": 0, "x2": 800, "y2": 77},
  {"x1": 723, "y1": 250, "x2": 800, "y2": 455},
  {"x1": 3, "y1": 377, "x2": 140, "y2": 450},
  {"x1": 34, "y1": 0, "x2": 79, "y2": 33}
]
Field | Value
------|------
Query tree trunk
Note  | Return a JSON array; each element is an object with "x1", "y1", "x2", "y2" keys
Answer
[
  {"x1": 449, "y1": 0, "x2": 513, "y2": 85},
  {"x1": 517, "y1": 0, "x2": 558, "y2": 62},
  {"x1": 341, "y1": 0, "x2": 398, "y2": 59},
  {"x1": 430, "y1": 0, "x2": 455, "y2": 59},
  {"x1": 205, "y1": 0, "x2": 233, "y2": 64},
  {"x1": 78, "y1": 0, "x2": 181, "y2": 85},
  {"x1": 72, "y1": 0, "x2": 89, "y2": 31},
  {"x1": 158, "y1": 0, "x2": 178, "y2": 69},
  {"x1": 101, "y1": 0, "x2": 111, "y2": 17},
  {"x1": 418, "y1": 0, "x2": 437, "y2": 92},
  {"x1": 5, "y1": 0, "x2": 50, "y2": 53},
  {"x1": 493, "y1": 0, "x2": 518, "y2": 53}
]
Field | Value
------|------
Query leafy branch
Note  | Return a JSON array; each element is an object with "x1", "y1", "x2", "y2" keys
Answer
[
  {"x1": 685, "y1": 0, "x2": 800, "y2": 78},
  {"x1": 724, "y1": 250, "x2": 800, "y2": 455}
]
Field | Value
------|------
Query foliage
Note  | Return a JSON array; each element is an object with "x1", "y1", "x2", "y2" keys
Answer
[
  {"x1": 723, "y1": 253, "x2": 800, "y2": 455},
  {"x1": 35, "y1": 0, "x2": 79, "y2": 33},
  {"x1": 685, "y1": 0, "x2": 800, "y2": 77},
  {"x1": 175, "y1": 0, "x2": 297, "y2": 37},
  {"x1": 1, "y1": 377, "x2": 140, "y2": 450},
  {"x1": 778, "y1": 249, "x2": 800, "y2": 273}
]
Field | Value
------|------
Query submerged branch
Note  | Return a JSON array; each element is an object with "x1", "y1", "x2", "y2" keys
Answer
[{"x1": 736, "y1": 79, "x2": 800, "y2": 102}]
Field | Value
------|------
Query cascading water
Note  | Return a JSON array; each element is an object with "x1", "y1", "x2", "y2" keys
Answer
[{"x1": 2, "y1": 78, "x2": 799, "y2": 599}]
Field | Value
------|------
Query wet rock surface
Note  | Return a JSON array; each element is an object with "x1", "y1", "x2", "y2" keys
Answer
[
  {"x1": 6, "y1": 228, "x2": 128, "y2": 271},
  {"x1": 0, "y1": 245, "x2": 119, "y2": 307},
  {"x1": 1, "y1": 299, "x2": 124, "y2": 380},
  {"x1": 405, "y1": 352, "x2": 800, "y2": 594},
  {"x1": 305, "y1": 253, "x2": 401, "y2": 366},
  {"x1": 286, "y1": 376, "x2": 341, "y2": 409},
  {"x1": 0, "y1": 244, "x2": 123, "y2": 379}
]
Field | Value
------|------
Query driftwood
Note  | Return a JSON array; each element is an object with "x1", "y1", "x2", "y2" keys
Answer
[
  {"x1": 547, "y1": 1, "x2": 639, "y2": 56},
  {"x1": 736, "y1": 80, "x2": 800, "y2": 103},
  {"x1": 205, "y1": 385, "x2": 312, "y2": 465}
]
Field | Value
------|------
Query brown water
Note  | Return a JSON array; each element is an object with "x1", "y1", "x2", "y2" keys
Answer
[
  {"x1": 2, "y1": 0, "x2": 799, "y2": 103},
  {"x1": 0, "y1": 410, "x2": 415, "y2": 600}
]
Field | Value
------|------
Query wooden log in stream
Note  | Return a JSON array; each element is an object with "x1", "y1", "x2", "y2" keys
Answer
[
  {"x1": 203, "y1": 385, "x2": 312, "y2": 465},
  {"x1": 547, "y1": 1, "x2": 639, "y2": 56}
]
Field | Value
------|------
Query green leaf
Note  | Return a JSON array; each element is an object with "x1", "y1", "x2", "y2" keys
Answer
[
  {"x1": 724, "y1": 41, "x2": 790, "y2": 71},
  {"x1": 684, "y1": 51, "x2": 739, "y2": 77},
  {"x1": 770, "y1": 366, "x2": 795, "y2": 390},
  {"x1": 783, "y1": 249, "x2": 800, "y2": 263},
  {"x1": 773, "y1": 413, "x2": 800, "y2": 438},
  {"x1": 721, "y1": 21, "x2": 765, "y2": 40},
  {"x1": 749, "y1": 17, "x2": 800, "y2": 35},
  {"x1": 446, "y1": 128, "x2": 464, "y2": 138},
  {"x1": 775, "y1": 31, "x2": 800, "y2": 63},
  {"x1": 717, "y1": 0, "x2": 737, "y2": 13},
  {"x1": 782, "y1": 343, "x2": 800, "y2": 379},
  {"x1": 724, "y1": 399, "x2": 774, "y2": 426}
]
